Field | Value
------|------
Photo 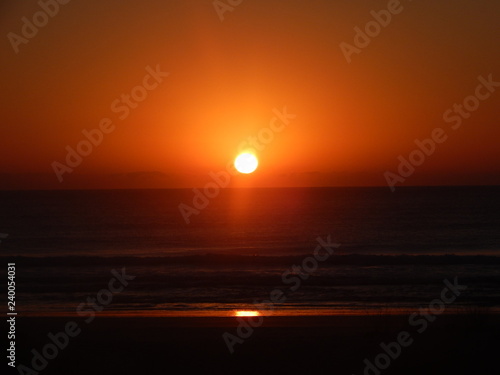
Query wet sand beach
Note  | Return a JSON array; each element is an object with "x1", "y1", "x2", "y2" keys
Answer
[{"x1": 14, "y1": 314, "x2": 500, "y2": 375}]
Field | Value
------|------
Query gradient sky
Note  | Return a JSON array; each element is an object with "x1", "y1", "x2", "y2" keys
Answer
[{"x1": 1, "y1": 0, "x2": 499, "y2": 189}]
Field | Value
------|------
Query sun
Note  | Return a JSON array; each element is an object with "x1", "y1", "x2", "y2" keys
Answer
[{"x1": 234, "y1": 153, "x2": 258, "y2": 174}]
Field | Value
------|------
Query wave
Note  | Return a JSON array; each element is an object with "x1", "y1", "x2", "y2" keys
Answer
[{"x1": 3, "y1": 253, "x2": 500, "y2": 267}]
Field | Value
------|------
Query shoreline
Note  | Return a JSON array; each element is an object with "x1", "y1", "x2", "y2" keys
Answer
[{"x1": 16, "y1": 306, "x2": 500, "y2": 318}]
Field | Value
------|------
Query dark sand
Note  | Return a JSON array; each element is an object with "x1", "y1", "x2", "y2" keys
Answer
[{"x1": 12, "y1": 314, "x2": 500, "y2": 375}]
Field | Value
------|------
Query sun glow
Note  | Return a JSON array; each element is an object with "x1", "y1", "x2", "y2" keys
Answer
[
  {"x1": 234, "y1": 153, "x2": 258, "y2": 174},
  {"x1": 234, "y1": 310, "x2": 261, "y2": 317}
]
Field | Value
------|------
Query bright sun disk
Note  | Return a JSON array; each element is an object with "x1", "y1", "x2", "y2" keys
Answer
[{"x1": 234, "y1": 153, "x2": 258, "y2": 174}]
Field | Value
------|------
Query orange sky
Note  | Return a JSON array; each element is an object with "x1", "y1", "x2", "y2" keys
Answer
[{"x1": 1, "y1": 0, "x2": 499, "y2": 189}]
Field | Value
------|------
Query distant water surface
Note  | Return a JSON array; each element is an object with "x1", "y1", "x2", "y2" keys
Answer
[{"x1": 1, "y1": 187, "x2": 499, "y2": 316}]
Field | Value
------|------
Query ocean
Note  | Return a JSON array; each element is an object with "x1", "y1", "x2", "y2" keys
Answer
[{"x1": 1, "y1": 186, "x2": 499, "y2": 316}]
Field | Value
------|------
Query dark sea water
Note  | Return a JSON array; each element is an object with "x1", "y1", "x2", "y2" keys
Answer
[{"x1": 1, "y1": 187, "x2": 499, "y2": 316}]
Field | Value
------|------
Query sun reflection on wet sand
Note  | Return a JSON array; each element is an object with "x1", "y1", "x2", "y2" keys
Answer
[{"x1": 233, "y1": 310, "x2": 261, "y2": 317}]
